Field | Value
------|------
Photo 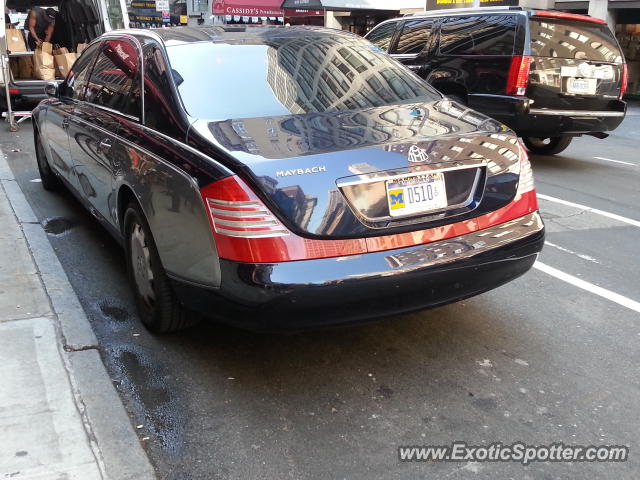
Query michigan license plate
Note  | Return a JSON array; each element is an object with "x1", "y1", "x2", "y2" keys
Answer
[{"x1": 386, "y1": 173, "x2": 448, "y2": 217}]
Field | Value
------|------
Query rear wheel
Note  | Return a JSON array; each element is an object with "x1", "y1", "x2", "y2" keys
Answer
[
  {"x1": 34, "y1": 131, "x2": 61, "y2": 191},
  {"x1": 124, "y1": 202, "x2": 197, "y2": 333},
  {"x1": 522, "y1": 136, "x2": 573, "y2": 155}
]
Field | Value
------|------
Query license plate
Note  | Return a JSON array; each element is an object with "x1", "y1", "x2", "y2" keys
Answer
[
  {"x1": 386, "y1": 172, "x2": 448, "y2": 217},
  {"x1": 566, "y1": 78, "x2": 597, "y2": 95}
]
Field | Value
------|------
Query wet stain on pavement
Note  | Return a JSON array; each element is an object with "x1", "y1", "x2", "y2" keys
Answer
[
  {"x1": 109, "y1": 347, "x2": 184, "y2": 455},
  {"x1": 99, "y1": 303, "x2": 130, "y2": 322},
  {"x1": 14, "y1": 451, "x2": 27, "y2": 457},
  {"x1": 43, "y1": 217, "x2": 75, "y2": 236}
]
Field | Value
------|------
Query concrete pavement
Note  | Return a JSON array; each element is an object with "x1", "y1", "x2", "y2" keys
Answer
[{"x1": 0, "y1": 149, "x2": 155, "y2": 480}]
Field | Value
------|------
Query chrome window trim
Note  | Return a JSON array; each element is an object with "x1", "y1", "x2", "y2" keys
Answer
[{"x1": 529, "y1": 108, "x2": 625, "y2": 117}]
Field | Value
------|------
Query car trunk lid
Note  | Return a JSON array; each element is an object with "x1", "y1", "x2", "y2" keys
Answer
[{"x1": 192, "y1": 100, "x2": 523, "y2": 239}]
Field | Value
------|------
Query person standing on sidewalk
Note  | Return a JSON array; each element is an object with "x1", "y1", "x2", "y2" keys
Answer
[{"x1": 26, "y1": 7, "x2": 56, "y2": 50}]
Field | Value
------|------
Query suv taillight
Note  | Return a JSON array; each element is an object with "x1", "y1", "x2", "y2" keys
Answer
[
  {"x1": 619, "y1": 64, "x2": 628, "y2": 100},
  {"x1": 506, "y1": 56, "x2": 533, "y2": 96}
]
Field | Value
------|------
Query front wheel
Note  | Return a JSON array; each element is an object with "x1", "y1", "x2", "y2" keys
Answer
[
  {"x1": 124, "y1": 202, "x2": 196, "y2": 333},
  {"x1": 522, "y1": 136, "x2": 573, "y2": 155}
]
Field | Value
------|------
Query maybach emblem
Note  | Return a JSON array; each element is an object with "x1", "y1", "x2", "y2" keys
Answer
[{"x1": 408, "y1": 145, "x2": 430, "y2": 163}]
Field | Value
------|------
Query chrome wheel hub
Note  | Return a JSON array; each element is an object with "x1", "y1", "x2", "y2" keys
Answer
[{"x1": 130, "y1": 223, "x2": 155, "y2": 305}]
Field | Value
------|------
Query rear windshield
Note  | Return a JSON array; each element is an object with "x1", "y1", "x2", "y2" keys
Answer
[
  {"x1": 529, "y1": 18, "x2": 623, "y2": 63},
  {"x1": 166, "y1": 35, "x2": 441, "y2": 120}
]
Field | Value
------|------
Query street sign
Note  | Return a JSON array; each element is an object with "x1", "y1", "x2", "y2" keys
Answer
[
  {"x1": 156, "y1": 0, "x2": 169, "y2": 12},
  {"x1": 162, "y1": 10, "x2": 170, "y2": 22}
]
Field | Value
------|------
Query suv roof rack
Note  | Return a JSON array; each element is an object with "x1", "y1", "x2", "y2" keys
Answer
[{"x1": 405, "y1": 6, "x2": 524, "y2": 17}]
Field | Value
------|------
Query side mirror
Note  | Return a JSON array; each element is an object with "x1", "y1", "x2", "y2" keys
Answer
[{"x1": 45, "y1": 82, "x2": 58, "y2": 98}]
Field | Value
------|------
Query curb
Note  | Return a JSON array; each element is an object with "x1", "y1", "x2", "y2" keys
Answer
[{"x1": 0, "y1": 148, "x2": 156, "y2": 480}]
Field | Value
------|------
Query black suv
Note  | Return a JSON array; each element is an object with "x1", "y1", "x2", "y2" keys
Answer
[{"x1": 365, "y1": 7, "x2": 627, "y2": 155}]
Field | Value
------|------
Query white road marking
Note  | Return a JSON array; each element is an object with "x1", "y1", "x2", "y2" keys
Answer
[
  {"x1": 534, "y1": 262, "x2": 640, "y2": 314},
  {"x1": 544, "y1": 241, "x2": 600, "y2": 264},
  {"x1": 537, "y1": 194, "x2": 640, "y2": 228},
  {"x1": 593, "y1": 156, "x2": 635, "y2": 166}
]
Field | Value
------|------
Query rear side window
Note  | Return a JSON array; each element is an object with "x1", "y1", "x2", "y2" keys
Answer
[
  {"x1": 394, "y1": 19, "x2": 433, "y2": 55},
  {"x1": 63, "y1": 43, "x2": 101, "y2": 100},
  {"x1": 530, "y1": 19, "x2": 623, "y2": 63},
  {"x1": 366, "y1": 22, "x2": 397, "y2": 52},
  {"x1": 439, "y1": 15, "x2": 517, "y2": 56},
  {"x1": 84, "y1": 39, "x2": 142, "y2": 118}
]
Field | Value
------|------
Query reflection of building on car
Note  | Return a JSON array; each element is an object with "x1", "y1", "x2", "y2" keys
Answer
[{"x1": 365, "y1": 7, "x2": 627, "y2": 155}]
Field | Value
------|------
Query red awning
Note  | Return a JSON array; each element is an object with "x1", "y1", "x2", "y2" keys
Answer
[{"x1": 212, "y1": 0, "x2": 284, "y2": 16}]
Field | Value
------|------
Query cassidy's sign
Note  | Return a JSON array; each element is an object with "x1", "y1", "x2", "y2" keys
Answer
[
  {"x1": 426, "y1": 0, "x2": 517, "y2": 8},
  {"x1": 212, "y1": 2, "x2": 284, "y2": 16}
]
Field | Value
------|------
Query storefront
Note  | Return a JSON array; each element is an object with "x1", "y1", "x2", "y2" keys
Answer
[
  {"x1": 211, "y1": 0, "x2": 323, "y2": 25},
  {"x1": 129, "y1": 0, "x2": 187, "y2": 28},
  {"x1": 280, "y1": 0, "x2": 424, "y2": 36}
]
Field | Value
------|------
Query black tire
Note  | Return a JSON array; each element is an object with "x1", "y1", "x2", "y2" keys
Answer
[
  {"x1": 124, "y1": 202, "x2": 197, "y2": 333},
  {"x1": 34, "y1": 130, "x2": 61, "y2": 191},
  {"x1": 522, "y1": 136, "x2": 573, "y2": 155}
]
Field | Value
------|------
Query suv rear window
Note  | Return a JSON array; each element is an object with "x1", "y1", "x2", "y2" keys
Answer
[
  {"x1": 529, "y1": 18, "x2": 623, "y2": 63},
  {"x1": 439, "y1": 15, "x2": 517, "y2": 56}
]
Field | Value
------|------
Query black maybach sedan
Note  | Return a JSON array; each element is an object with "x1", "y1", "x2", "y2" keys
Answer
[{"x1": 33, "y1": 26, "x2": 545, "y2": 332}]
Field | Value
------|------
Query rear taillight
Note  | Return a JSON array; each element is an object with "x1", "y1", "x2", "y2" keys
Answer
[
  {"x1": 619, "y1": 64, "x2": 628, "y2": 100},
  {"x1": 506, "y1": 56, "x2": 532, "y2": 96},
  {"x1": 516, "y1": 140, "x2": 535, "y2": 196},
  {"x1": 533, "y1": 10, "x2": 607, "y2": 24},
  {"x1": 8, "y1": 89, "x2": 19, "y2": 95},
  {"x1": 200, "y1": 175, "x2": 367, "y2": 263}
]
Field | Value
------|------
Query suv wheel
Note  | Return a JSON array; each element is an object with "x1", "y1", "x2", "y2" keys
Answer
[
  {"x1": 35, "y1": 131, "x2": 61, "y2": 191},
  {"x1": 124, "y1": 202, "x2": 197, "y2": 333},
  {"x1": 522, "y1": 136, "x2": 573, "y2": 155}
]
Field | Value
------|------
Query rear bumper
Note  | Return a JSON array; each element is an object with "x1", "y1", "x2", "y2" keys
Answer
[
  {"x1": 3, "y1": 81, "x2": 48, "y2": 106},
  {"x1": 170, "y1": 211, "x2": 545, "y2": 331},
  {"x1": 469, "y1": 94, "x2": 626, "y2": 137}
]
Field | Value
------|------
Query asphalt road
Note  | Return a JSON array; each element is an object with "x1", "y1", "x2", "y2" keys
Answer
[{"x1": 2, "y1": 106, "x2": 639, "y2": 480}]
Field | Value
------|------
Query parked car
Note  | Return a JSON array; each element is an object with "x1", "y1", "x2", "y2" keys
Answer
[
  {"x1": 365, "y1": 7, "x2": 627, "y2": 155},
  {"x1": 33, "y1": 26, "x2": 544, "y2": 332}
]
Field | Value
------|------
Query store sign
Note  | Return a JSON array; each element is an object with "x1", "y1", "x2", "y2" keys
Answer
[
  {"x1": 426, "y1": 0, "x2": 518, "y2": 9},
  {"x1": 212, "y1": 2, "x2": 284, "y2": 16}
]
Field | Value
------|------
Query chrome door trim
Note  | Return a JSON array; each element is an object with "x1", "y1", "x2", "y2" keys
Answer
[{"x1": 529, "y1": 108, "x2": 625, "y2": 117}]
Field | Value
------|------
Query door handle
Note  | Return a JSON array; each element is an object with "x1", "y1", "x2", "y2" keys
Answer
[{"x1": 98, "y1": 138, "x2": 112, "y2": 153}]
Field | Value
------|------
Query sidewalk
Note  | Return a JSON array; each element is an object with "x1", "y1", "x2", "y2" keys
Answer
[{"x1": 0, "y1": 148, "x2": 155, "y2": 480}]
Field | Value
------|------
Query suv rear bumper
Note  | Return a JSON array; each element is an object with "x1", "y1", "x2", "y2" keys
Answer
[
  {"x1": 469, "y1": 94, "x2": 626, "y2": 137},
  {"x1": 170, "y1": 211, "x2": 545, "y2": 331}
]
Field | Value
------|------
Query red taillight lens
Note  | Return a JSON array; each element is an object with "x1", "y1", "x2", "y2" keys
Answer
[
  {"x1": 619, "y1": 64, "x2": 628, "y2": 100},
  {"x1": 533, "y1": 11, "x2": 607, "y2": 24},
  {"x1": 506, "y1": 56, "x2": 532, "y2": 96},
  {"x1": 8, "y1": 89, "x2": 19, "y2": 95},
  {"x1": 200, "y1": 175, "x2": 367, "y2": 263},
  {"x1": 516, "y1": 140, "x2": 535, "y2": 197}
]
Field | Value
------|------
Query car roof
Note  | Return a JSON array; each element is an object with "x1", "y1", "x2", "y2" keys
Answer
[{"x1": 117, "y1": 25, "x2": 359, "y2": 46}]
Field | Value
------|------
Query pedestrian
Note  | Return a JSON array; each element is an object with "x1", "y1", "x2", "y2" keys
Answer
[{"x1": 26, "y1": 7, "x2": 56, "y2": 50}]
